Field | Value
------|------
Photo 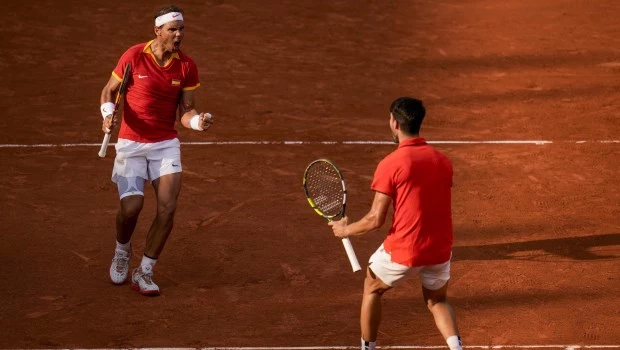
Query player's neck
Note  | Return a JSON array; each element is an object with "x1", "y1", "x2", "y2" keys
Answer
[
  {"x1": 150, "y1": 41, "x2": 172, "y2": 66},
  {"x1": 397, "y1": 133, "x2": 419, "y2": 144}
]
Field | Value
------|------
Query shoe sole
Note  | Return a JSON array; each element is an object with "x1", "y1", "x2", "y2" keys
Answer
[
  {"x1": 111, "y1": 279, "x2": 128, "y2": 285},
  {"x1": 110, "y1": 270, "x2": 129, "y2": 285},
  {"x1": 131, "y1": 282, "x2": 160, "y2": 296}
]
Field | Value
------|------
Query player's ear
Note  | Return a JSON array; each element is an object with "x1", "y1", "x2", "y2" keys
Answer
[{"x1": 390, "y1": 114, "x2": 400, "y2": 130}]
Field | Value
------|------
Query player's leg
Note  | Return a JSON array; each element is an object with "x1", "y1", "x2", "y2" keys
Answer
[
  {"x1": 420, "y1": 260, "x2": 462, "y2": 350},
  {"x1": 110, "y1": 186, "x2": 145, "y2": 284},
  {"x1": 145, "y1": 171, "x2": 182, "y2": 258},
  {"x1": 422, "y1": 282, "x2": 459, "y2": 338},
  {"x1": 361, "y1": 267, "x2": 392, "y2": 344},
  {"x1": 116, "y1": 187, "x2": 145, "y2": 244},
  {"x1": 143, "y1": 138, "x2": 183, "y2": 259},
  {"x1": 109, "y1": 140, "x2": 148, "y2": 285},
  {"x1": 360, "y1": 244, "x2": 412, "y2": 350},
  {"x1": 130, "y1": 172, "x2": 181, "y2": 296},
  {"x1": 131, "y1": 138, "x2": 182, "y2": 295},
  {"x1": 112, "y1": 140, "x2": 148, "y2": 244}
]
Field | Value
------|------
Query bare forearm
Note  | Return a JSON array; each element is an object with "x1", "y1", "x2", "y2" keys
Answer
[
  {"x1": 100, "y1": 76, "x2": 120, "y2": 105},
  {"x1": 100, "y1": 87, "x2": 114, "y2": 105},
  {"x1": 329, "y1": 192, "x2": 391, "y2": 239},
  {"x1": 343, "y1": 213, "x2": 384, "y2": 237}
]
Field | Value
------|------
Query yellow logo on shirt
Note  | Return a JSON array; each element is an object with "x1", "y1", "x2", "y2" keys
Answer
[{"x1": 171, "y1": 79, "x2": 181, "y2": 86}]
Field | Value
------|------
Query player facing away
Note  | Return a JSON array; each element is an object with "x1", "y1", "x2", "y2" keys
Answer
[
  {"x1": 329, "y1": 97, "x2": 462, "y2": 350},
  {"x1": 99, "y1": 5, "x2": 214, "y2": 296}
]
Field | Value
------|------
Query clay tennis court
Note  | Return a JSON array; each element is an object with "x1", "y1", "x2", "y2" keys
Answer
[{"x1": 1, "y1": 0, "x2": 618, "y2": 348}]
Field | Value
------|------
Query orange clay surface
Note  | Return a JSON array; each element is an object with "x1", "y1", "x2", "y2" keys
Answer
[{"x1": 0, "y1": 1, "x2": 618, "y2": 348}]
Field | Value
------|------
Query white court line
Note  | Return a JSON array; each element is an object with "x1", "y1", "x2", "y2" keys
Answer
[
  {"x1": 25, "y1": 346, "x2": 620, "y2": 350},
  {"x1": 202, "y1": 347, "x2": 620, "y2": 350},
  {"x1": 0, "y1": 140, "x2": 618, "y2": 148}
]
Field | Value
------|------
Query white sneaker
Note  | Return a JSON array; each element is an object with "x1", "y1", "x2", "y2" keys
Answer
[
  {"x1": 109, "y1": 248, "x2": 131, "y2": 284},
  {"x1": 131, "y1": 267, "x2": 160, "y2": 296}
]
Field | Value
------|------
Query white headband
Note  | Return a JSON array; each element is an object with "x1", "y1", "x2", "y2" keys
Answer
[{"x1": 155, "y1": 12, "x2": 184, "y2": 27}]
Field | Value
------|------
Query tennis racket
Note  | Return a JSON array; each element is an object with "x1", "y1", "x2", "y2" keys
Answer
[
  {"x1": 303, "y1": 159, "x2": 362, "y2": 272},
  {"x1": 98, "y1": 63, "x2": 131, "y2": 158}
]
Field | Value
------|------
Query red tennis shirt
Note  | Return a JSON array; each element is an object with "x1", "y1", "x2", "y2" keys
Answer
[
  {"x1": 111, "y1": 40, "x2": 200, "y2": 143},
  {"x1": 371, "y1": 137, "x2": 453, "y2": 267}
]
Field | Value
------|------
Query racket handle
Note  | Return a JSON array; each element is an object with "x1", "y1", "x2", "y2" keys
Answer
[
  {"x1": 341, "y1": 237, "x2": 362, "y2": 272},
  {"x1": 98, "y1": 133, "x2": 112, "y2": 158}
]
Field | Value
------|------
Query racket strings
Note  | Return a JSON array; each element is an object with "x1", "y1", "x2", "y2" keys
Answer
[{"x1": 305, "y1": 162, "x2": 344, "y2": 217}]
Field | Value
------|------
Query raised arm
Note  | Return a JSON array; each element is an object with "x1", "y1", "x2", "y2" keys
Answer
[{"x1": 179, "y1": 89, "x2": 214, "y2": 131}]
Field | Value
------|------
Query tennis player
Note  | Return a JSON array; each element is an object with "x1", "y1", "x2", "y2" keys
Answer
[
  {"x1": 100, "y1": 5, "x2": 214, "y2": 296},
  {"x1": 329, "y1": 97, "x2": 462, "y2": 350}
]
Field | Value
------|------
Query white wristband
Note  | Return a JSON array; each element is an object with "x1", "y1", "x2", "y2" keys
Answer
[
  {"x1": 190, "y1": 114, "x2": 203, "y2": 131},
  {"x1": 100, "y1": 102, "x2": 115, "y2": 119}
]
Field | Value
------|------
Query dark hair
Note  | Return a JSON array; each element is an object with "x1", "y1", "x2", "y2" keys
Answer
[
  {"x1": 389, "y1": 97, "x2": 426, "y2": 135},
  {"x1": 154, "y1": 5, "x2": 184, "y2": 22}
]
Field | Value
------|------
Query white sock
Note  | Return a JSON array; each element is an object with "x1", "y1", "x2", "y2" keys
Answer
[
  {"x1": 361, "y1": 338, "x2": 376, "y2": 350},
  {"x1": 116, "y1": 240, "x2": 131, "y2": 252},
  {"x1": 447, "y1": 335, "x2": 462, "y2": 350},
  {"x1": 140, "y1": 255, "x2": 157, "y2": 273}
]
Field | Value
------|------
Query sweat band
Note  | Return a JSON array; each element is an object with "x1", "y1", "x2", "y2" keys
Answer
[
  {"x1": 155, "y1": 12, "x2": 184, "y2": 27},
  {"x1": 100, "y1": 102, "x2": 115, "y2": 119},
  {"x1": 190, "y1": 114, "x2": 203, "y2": 131}
]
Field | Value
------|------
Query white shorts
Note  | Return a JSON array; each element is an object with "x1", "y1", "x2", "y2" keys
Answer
[
  {"x1": 369, "y1": 244, "x2": 451, "y2": 290},
  {"x1": 111, "y1": 138, "x2": 182, "y2": 183}
]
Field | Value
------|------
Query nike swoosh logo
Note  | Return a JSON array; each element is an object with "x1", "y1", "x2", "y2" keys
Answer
[
  {"x1": 138, "y1": 74, "x2": 148, "y2": 79},
  {"x1": 172, "y1": 14, "x2": 180, "y2": 18}
]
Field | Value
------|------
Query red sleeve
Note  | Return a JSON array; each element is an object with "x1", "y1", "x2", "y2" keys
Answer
[
  {"x1": 370, "y1": 157, "x2": 395, "y2": 196},
  {"x1": 183, "y1": 58, "x2": 200, "y2": 90},
  {"x1": 112, "y1": 48, "x2": 134, "y2": 82}
]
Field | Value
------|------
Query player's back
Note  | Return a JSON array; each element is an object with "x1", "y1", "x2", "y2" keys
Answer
[{"x1": 380, "y1": 138, "x2": 453, "y2": 266}]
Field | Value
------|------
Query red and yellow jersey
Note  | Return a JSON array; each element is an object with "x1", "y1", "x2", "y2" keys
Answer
[
  {"x1": 371, "y1": 137, "x2": 453, "y2": 267},
  {"x1": 111, "y1": 41, "x2": 200, "y2": 143}
]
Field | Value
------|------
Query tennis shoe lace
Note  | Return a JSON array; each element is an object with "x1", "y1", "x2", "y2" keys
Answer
[
  {"x1": 110, "y1": 249, "x2": 131, "y2": 284},
  {"x1": 140, "y1": 271, "x2": 155, "y2": 285},
  {"x1": 132, "y1": 267, "x2": 160, "y2": 295},
  {"x1": 112, "y1": 251, "x2": 130, "y2": 271}
]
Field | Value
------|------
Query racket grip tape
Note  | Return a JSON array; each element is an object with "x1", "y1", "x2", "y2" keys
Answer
[
  {"x1": 98, "y1": 133, "x2": 112, "y2": 158},
  {"x1": 341, "y1": 237, "x2": 362, "y2": 272}
]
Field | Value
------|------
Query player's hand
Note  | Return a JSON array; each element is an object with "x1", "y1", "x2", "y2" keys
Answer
[
  {"x1": 102, "y1": 115, "x2": 117, "y2": 133},
  {"x1": 200, "y1": 112, "x2": 214, "y2": 130},
  {"x1": 328, "y1": 216, "x2": 349, "y2": 238}
]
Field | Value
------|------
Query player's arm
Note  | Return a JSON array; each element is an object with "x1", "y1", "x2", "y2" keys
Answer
[
  {"x1": 179, "y1": 89, "x2": 214, "y2": 131},
  {"x1": 100, "y1": 75, "x2": 121, "y2": 132},
  {"x1": 329, "y1": 191, "x2": 392, "y2": 238}
]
